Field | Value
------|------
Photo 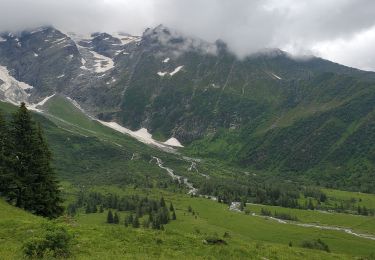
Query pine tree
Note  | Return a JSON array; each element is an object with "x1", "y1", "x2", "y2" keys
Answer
[
  {"x1": 169, "y1": 202, "x2": 174, "y2": 212},
  {"x1": 114, "y1": 212, "x2": 120, "y2": 224},
  {"x1": 0, "y1": 111, "x2": 12, "y2": 198},
  {"x1": 125, "y1": 214, "x2": 133, "y2": 227},
  {"x1": 142, "y1": 218, "x2": 150, "y2": 228},
  {"x1": 132, "y1": 216, "x2": 140, "y2": 228},
  {"x1": 8, "y1": 103, "x2": 63, "y2": 218},
  {"x1": 172, "y1": 210, "x2": 177, "y2": 220},
  {"x1": 107, "y1": 210, "x2": 114, "y2": 223},
  {"x1": 160, "y1": 197, "x2": 166, "y2": 207},
  {"x1": 85, "y1": 204, "x2": 91, "y2": 214}
]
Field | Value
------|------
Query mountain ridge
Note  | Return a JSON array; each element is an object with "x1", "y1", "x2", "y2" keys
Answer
[{"x1": 1, "y1": 25, "x2": 375, "y2": 192}]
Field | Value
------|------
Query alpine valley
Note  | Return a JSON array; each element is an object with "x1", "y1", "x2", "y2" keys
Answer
[{"x1": 1, "y1": 25, "x2": 375, "y2": 259}]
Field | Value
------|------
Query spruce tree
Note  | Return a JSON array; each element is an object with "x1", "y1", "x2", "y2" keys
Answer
[
  {"x1": 85, "y1": 204, "x2": 91, "y2": 214},
  {"x1": 125, "y1": 214, "x2": 133, "y2": 227},
  {"x1": 132, "y1": 216, "x2": 140, "y2": 228},
  {"x1": 114, "y1": 212, "x2": 120, "y2": 224},
  {"x1": 169, "y1": 202, "x2": 174, "y2": 212},
  {"x1": 107, "y1": 209, "x2": 114, "y2": 223},
  {"x1": 160, "y1": 197, "x2": 166, "y2": 207},
  {"x1": 172, "y1": 210, "x2": 177, "y2": 220},
  {"x1": 9, "y1": 103, "x2": 63, "y2": 218},
  {"x1": 0, "y1": 111, "x2": 12, "y2": 198}
]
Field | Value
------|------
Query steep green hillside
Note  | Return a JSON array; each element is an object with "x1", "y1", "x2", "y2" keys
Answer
[
  {"x1": 0, "y1": 100, "x2": 177, "y2": 187},
  {"x1": 1, "y1": 25, "x2": 375, "y2": 193},
  {"x1": 72, "y1": 26, "x2": 375, "y2": 193},
  {"x1": 1, "y1": 97, "x2": 375, "y2": 259},
  {"x1": 2, "y1": 190, "x2": 375, "y2": 260}
]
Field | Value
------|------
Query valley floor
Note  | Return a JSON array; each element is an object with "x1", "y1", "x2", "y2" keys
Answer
[{"x1": 1, "y1": 185, "x2": 375, "y2": 259}]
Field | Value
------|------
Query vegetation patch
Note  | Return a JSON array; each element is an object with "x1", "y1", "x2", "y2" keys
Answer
[
  {"x1": 23, "y1": 222, "x2": 74, "y2": 258},
  {"x1": 301, "y1": 239, "x2": 330, "y2": 253}
]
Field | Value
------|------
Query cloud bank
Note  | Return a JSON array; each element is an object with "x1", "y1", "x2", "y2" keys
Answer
[{"x1": 1, "y1": 0, "x2": 375, "y2": 70}]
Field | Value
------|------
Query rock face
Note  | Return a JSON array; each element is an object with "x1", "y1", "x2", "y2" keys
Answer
[{"x1": 1, "y1": 25, "x2": 375, "y2": 191}]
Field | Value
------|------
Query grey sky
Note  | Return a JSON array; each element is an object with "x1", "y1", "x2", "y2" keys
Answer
[{"x1": 1, "y1": 0, "x2": 375, "y2": 70}]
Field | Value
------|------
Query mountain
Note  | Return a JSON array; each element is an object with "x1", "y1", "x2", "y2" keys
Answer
[{"x1": 1, "y1": 25, "x2": 375, "y2": 192}]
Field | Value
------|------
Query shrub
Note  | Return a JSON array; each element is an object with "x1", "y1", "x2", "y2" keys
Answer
[
  {"x1": 301, "y1": 239, "x2": 330, "y2": 252},
  {"x1": 260, "y1": 208, "x2": 272, "y2": 216},
  {"x1": 274, "y1": 212, "x2": 298, "y2": 221},
  {"x1": 23, "y1": 223, "x2": 73, "y2": 258},
  {"x1": 203, "y1": 236, "x2": 227, "y2": 245}
]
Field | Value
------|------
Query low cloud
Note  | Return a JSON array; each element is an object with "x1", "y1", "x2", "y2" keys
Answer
[{"x1": 1, "y1": 0, "x2": 375, "y2": 70}]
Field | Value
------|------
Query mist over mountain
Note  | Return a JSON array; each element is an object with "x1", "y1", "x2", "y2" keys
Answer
[
  {"x1": 1, "y1": 2, "x2": 375, "y2": 258},
  {"x1": 1, "y1": 0, "x2": 375, "y2": 70},
  {"x1": 1, "y1": 24, "x2": 375, "y2": 192}
]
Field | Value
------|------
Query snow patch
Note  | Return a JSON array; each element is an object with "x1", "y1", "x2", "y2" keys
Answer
[
  {"x1": 271, "y1": 73, "x2": 282, "y2": 80},
  {"x1": 163, "y1": 137, "x2": 184, "y2": 147},
  {"x1": 157, "y1": 65, "x2": 184, "y2": 77},
  {"x1": 51, "y1": 37, "x2": 67, "y2": 44},
  {"x1": 36, "y1": 94, "x2": 55, "y2": 106},
  {"x1": 57, "y1": 74, "x2": 65, "y2": 79},
  {"x1": 170, "y1": 66, "x2": 184, "y2": 76},
  {"x1": 28, "y1": 94, "x2": 56, "y2": 112},
  {"x1": 97, "y1": 121, "x2": 164, "y2": 148},
  {"x1": 163, "y1": 57, "x2": 170, "y2": 63},
  {"x1": 90, "y1": 50, "x2": 114, "y2": 73},
  {"x1": 29, "y1": 28, "x2": 46, "y2": 34},
  {"x1": 0, "y1": 65, "x2": 34, "y2": 105},
  {"x1": 97, "y1": 120, "x2": 183, "y2": 150},
  {"x1": 15, "y1": 39, "x2": 21, "y2": 47},
  {"x1": 33, "y1": 52, "x2": 38, "y2": 57},
  {"x1": 0, "y1": 36, "x2": 6, "y2": 42},
  {"x1": 157, "y1": 71, "x2": 168, "y2": 77},
  {"x1": 267, "y1": 71, "x2": 282, "y2": 80},
  {"x1": 112, "y1": 33, "x2": 141, "y2": 45}
]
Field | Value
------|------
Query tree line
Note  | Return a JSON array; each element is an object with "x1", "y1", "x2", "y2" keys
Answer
[
  {"x1": 0, "y1": 104, "x2": 63, "y2": 218},
  {"x1": 67, "y1": 191, "x2": 177, "y2": 230}
]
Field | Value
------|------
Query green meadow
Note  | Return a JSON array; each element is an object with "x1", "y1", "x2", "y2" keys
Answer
[
  {"x1": 1, "y1": 97, "x2": 375, "y2": 259},
  {"x1": 3, "y1": 188, "x2": 374, "y2": 260}
]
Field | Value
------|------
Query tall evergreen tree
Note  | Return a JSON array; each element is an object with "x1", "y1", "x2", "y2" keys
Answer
[
  {"x1": 107, "y1": 209, "x2": 114, "y2": 223},
  {"x1": 114, "y1": 212, "x2": 120, "y2": 224},
  {"x1": 85, "y1": 203, "x2": 91, "y2": 214},
  {"x1": 0, "y1": 111, "x2": 12, "y2": 198},
  {"x1": 132, "y1": 216, "x2": 140, "y2": 228},
  {"x1": 8, "y1": 103, "x2": 63, "y2": 218},
  {"x1": 160, "y1": 197, "x2": 166, "y2": 207}
]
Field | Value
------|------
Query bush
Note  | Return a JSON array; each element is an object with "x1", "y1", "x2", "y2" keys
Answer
[
  {"x1": 301, "y1": 239, "x2": 330, "y2": 252},
  {"x1": 260, "y1": 208, "x2": 272, "y2": 216},
  {"x1": 203, "y1": 236, "x2": 227, "y2": 245},
  {"x1": 23, "y1": 223, "x2": 73, "y2": 258},
  {"x1": 274, "y1": 212, "x2": 298, "y2": 221}
]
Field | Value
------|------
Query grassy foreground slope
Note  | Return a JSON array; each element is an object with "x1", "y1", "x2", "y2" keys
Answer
[{"x1": 0, "y1": 195, "x2": 367, "y2": 260}]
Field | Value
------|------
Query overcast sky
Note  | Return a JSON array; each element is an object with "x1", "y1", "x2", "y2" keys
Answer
[{"x1": 1, "y1": 0, "x2": 375, "y2": 71}]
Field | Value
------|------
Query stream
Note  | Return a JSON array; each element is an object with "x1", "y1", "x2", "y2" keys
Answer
[
  {"x1": 151, "y1": 156, "x2": 375, "y2": 242},
  {"x1": 150, "y1": 156, "x2": 198, "y2": 195},
  {"x1": 251, "y1": 212, "x2": 375, "y2": 241}
]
